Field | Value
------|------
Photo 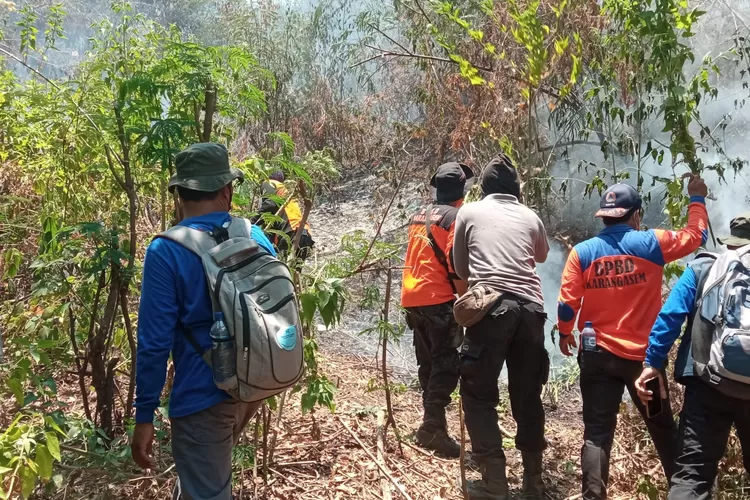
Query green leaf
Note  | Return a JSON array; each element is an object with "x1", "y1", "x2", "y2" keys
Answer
[
  {"x1": 20, "y1": 463, "x2": 37, "y2": 498},
  {"x1": 36, "y1": 339, "x2": 58, "y2": 349},
  {"x1": 29, "y1": 346, "x2": 41, "y2": 363},
  {"x1": 317, "y1": 289, "x2": 331, "y2": 309},
  {"x1": 7, "y1": 377, "x2": 24, "y2": 406},
  {"x1": 35, "y1": 445, "x2": 53, "y2": 481},
  {"x1": 45, "y1": 432, "x2": 61, "y2": 461},
  {"x1": 299, "y1": 293, "x2": 317, "y2": 327}
]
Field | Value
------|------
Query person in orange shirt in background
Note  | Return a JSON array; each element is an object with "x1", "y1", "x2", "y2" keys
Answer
[
  {"x1": 402, "y1": 162, "x2": 473, "y2": 458},
  {"x1": 258, "y1": 170, "x2": 314, "y2": 261},
  {"x1": 556, "y1": 176, "x2": 709, "y2": 500}
]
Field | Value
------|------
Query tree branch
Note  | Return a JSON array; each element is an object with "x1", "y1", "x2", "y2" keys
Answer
[
  {"x1": 120, "y1": 291, "x2": 136, "y2": 420},
  {"x1": 539, "y1": 140, "x2": 604, "y2": 152},
  {"x1": 367, "y1": 23, "x2": 412, "y2": 55},
  {"x1": 350, "y1": 160, "x2": 411, "y2": 275},
  {"x1": 68, "y1": 306, "x2": 92, "y2": 422},
  {"x1": 353, "y1": 44, "x2": 493, "y2": 72},
  {"x1": 413, "y1": 0, "x2": 434, "y2": 24},
  {"x1": 336, "y1": 416, "x2": 414, "y2": 500}
]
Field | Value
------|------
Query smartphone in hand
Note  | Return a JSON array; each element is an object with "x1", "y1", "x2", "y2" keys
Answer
[{"x1": 645, "y1": 377, "x2": 663, "y2": 419}]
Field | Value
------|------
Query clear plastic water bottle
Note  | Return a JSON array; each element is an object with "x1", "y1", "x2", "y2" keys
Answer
[
  {"x1": 210, "y1": 312, "x2": 238, "y2": 391},
  {"x1": 581, "y1": 321, "x2": 597, "y2": 352}
]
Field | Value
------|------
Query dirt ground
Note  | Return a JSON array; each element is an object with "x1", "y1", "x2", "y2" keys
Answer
[{"x1": 47, "y1": 347, "x2": 734, "y2": 500}]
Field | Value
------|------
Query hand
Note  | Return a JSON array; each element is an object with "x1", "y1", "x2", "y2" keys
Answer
[
  {"x1": 559, "y1": 333, "x2": 577, "y2": 357},
  {"x1": 684, "y1": 173, "x2": 708, "y2": 198},
  {"x1": 131, "y1": 422, "x2": 155, "y2": 470},
  {"x1": 635, "y1": 367, "x2": 667, "y2": 404}
]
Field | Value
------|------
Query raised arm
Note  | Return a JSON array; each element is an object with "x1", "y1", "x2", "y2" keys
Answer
[{"x1": 656, "y1": 175, "x2": 708, "y2": 263}]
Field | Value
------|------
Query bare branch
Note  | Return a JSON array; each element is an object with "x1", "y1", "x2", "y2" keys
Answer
[
  {"x1": 367, "y1": 23, "x2": 412, "y2": 55},
  {"x1": 413, "y1": 0, "x2": 434, "y2": 24},
  {"x1": 350, "y1": 159, "x2": 411, "y2": 275},
  {"x1": 539, "y1": 140, "x2": 604, "y2": 152}
]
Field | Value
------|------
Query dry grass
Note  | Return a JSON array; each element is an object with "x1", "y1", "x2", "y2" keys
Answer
[{"x1": 33, "y1": 348, "x2": 746, "y2": 500}]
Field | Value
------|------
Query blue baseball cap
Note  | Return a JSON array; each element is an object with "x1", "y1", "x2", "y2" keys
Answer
[{"x1": 595, "y1": 183, "x2": 642, "y2": 218}]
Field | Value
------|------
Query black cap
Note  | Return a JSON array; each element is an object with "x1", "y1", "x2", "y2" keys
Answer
[
  {"x1": 595, "y1": 184, "x2": 642, "y2": 218},
  {"x1": 718, "y1": 212, "x2": 750, "y2": 247},
  {"x1": 481, "y1": 154, "x2": 521, "y2": 198},
  {"x1": 430, "y1": 162, "x2": 474, "y2": 202}
]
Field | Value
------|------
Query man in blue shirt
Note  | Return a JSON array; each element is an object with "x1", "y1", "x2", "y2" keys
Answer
[
  {"x1": 131, "y1": 143, "x2": 276, "y2": 500},
  {"x1": 636, "y1": 213, "x2": 750, "y2": 500}
]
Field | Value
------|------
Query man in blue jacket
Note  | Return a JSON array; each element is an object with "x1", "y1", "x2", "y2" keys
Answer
[
  {"x1": 636, "y1": 213, "x2": 750, "y2": 500},
  {"x1": 131, "y1": 143, "x2": 276, "y2": 500}
]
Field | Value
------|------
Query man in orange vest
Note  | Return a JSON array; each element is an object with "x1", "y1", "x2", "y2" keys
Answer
[
  {"x1": 258, "y1": 170, "x2": 314, "y2": 261},
  {"x1": 402, "y1": 162, "x2": 473, "y2": 458}
]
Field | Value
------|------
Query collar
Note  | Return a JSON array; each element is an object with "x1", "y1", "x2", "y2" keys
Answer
[
  {"x1": 484, "y1": 193, "x2": 519, "y2": 203},
  {"x1": 599, "y1": 224, "x2": 634, "y2": 235},
  {"x1": 180, "y1": 211, "x2": 231, "y2": 226}
]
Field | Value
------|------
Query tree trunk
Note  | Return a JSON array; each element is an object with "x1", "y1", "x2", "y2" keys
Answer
[
  {"x1": 89, "y1": 266, "x2": 120, "y2": 441},
  {"x1": 202, "y1": 84, "x2": 216, "y2": 142},
  {"x1": 121, "y1": 291, "x2": 136, "y2": 420}
]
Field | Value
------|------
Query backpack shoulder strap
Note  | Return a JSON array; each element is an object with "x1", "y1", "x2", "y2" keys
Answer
[
  {"x1": 155, "y1": 225, "x2": 217, "y2": 257},
  {"x1": 425, "y1": 204, "x2": 458, "y2": 294},
  {"x1": 227, "y1": 217, "x2": 251, "y2": 239},
  {"x1": 691, "y1": 255, "x2": 718, "y2": 304},
  {"x1": 178, "y1": 320, "x2": 213, "y2": 366}
]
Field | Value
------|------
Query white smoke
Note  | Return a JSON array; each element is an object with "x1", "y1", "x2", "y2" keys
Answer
[{"x1": 535, "y1": 0, "x2": 750, "y2": 363}]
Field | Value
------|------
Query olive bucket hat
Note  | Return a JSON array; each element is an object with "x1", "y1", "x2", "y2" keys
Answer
[
  {"x1": 168, "y1": 142, "x2": 244, "y2": 193},
  {"x1": 718, "y1": 212, "x2": 750, "y2": 247}
]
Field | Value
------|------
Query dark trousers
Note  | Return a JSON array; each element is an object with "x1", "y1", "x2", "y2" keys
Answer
[
  {"x1": 406, "y1": 302, "x2": 461, "y2": 430},
  {"x1": 277, "y1": 229, "x2": 314, "y2": 262},
  {"x1": 579, "y1": 349, "x2": 678, "y2": 500},
  {"x1": 460, "y1": 296, "x2": 549, "y2": 460},
  {"x1": 668, "y1": 378, "x2": 750, "y2": 500},
  {"x1": 171, "y1": 399, "x2": 260, "y2": 500}
]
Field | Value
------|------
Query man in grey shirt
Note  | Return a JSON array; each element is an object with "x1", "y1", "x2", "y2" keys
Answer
[{"x1": 453, "y1": 154, "x2": 550, "y2": 500}]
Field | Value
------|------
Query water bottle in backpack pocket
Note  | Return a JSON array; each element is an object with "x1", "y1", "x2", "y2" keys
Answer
[{"x1": 209, "y1": 312, "x2": 238, "y2": 391}]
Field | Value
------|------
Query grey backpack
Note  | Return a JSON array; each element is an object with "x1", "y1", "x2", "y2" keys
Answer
[
  {"x1": 693, "y1": 246, "x2": 750, "y2": 399},
  {"x1": 158, "y1": 217, "x2": 304, "y2": 402}
]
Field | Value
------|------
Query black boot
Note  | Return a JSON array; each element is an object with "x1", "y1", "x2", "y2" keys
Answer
[
  {"x1": 415, "y1": 425, "x2": 460, "y2": 458},
  {"x1": 521, "y1": 451, "x2": 544, "y2": 499},
  {"x1": 466, "y1": 457, "x2": 509, "y2": 500},
  {"x1": 416, "y1": 406, "x2": 460, "y2": 458}
]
